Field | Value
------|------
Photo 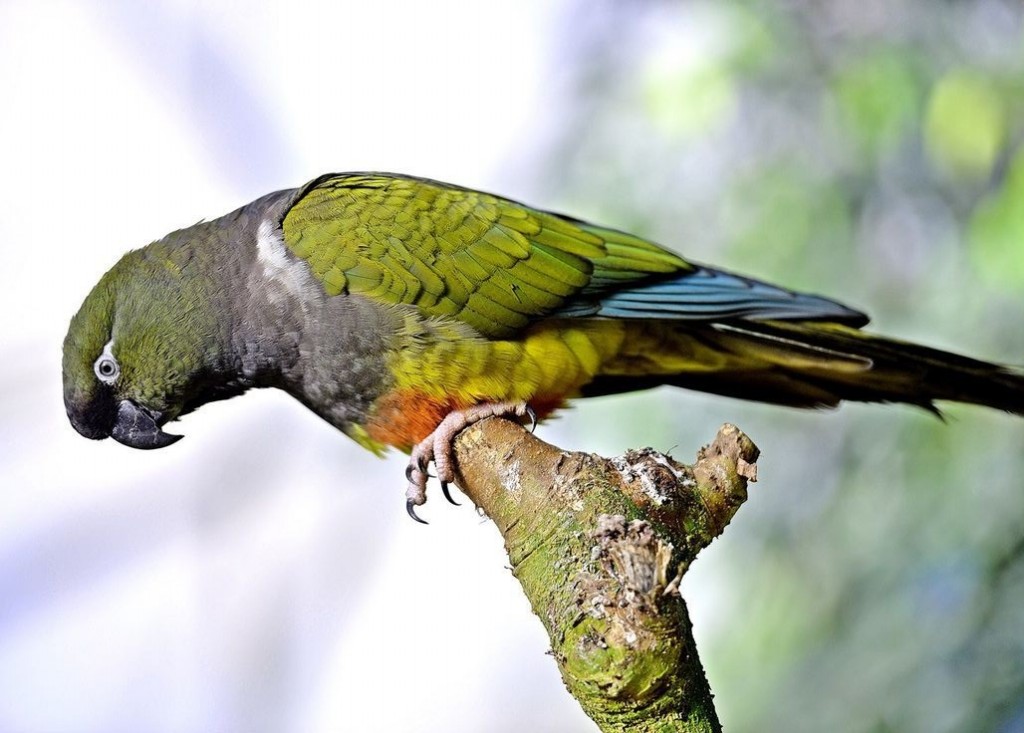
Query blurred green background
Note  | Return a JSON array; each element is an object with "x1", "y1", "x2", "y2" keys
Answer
[
  {"x1": 543, "y1": 2, "x2": 1024, "y2": 731},
  {"x1": 2, "y1": 1, "x2": 1022, "y2": 731}
]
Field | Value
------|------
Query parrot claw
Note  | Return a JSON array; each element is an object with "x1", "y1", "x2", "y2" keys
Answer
[
  {"x1": 440, "y1": 481, "x2": 460, "y2": 506},
  {"x1": 406, "y1": 461, "x2": 425, "y2": 482},
  {"x1": 406, "y1": 499, "x2": 428, "y2": 525},
  {"x1": 405, "y1": 458, "x2": 436, "y2": 484},
  {"x1": 402, "y1": 401, "x2": 535, "y2": 522},
  {"x1": 525, "y1": 405, "x2": 538, "y2": 433}
]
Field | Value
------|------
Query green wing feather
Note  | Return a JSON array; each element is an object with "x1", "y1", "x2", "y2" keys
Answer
[
  {"x1": 277, "y1": 173, "x2": 1024, "y2": 418},
  {"x1": 280, "y1": 173, "x2": 691, "y2": 338}
]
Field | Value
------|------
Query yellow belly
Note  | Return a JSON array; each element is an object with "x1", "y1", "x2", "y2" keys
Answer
[
  {"x1": 387, "y1": 314, "x2": 629, "y2": 403},
  {"x1": 358, "y1": 313, "x2": 744, "y2": 452}
]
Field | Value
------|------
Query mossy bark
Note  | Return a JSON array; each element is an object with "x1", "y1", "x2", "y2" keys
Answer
[{"x1": 452, "y1": 420, "x2": 759, "y2": 732}]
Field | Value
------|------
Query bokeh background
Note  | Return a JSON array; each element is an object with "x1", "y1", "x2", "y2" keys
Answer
[{"x1": 2, "y1": 1, "x2": 1023, "y2": 731}]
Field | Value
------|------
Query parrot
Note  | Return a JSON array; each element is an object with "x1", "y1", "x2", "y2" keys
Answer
[{"x1": 63, "y1": 173, "x2": 1024, "y2": 522}]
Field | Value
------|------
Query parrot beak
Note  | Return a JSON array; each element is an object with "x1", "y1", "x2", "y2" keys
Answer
[{"x1": 110, "y1": 400, "x2": 183, "y2": 450}]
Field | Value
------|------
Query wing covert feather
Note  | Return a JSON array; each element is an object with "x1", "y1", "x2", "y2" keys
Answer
[
  {"x1": 280, "y1": 173, "x2": 866, "y2": 337},
  {"x1": 281, "y1": 174, "x2": 632, "y2": 337}
]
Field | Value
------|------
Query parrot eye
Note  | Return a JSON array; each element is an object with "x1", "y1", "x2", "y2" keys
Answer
[
  {"x1": 93, "y1": 342, "x2": 120, "y2": 384},
  {"x1": 96, "y1": 359, "x2": 118, "y2": 378}
]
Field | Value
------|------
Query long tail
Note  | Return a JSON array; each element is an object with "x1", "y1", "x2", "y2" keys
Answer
[{"x1": 586, "y1": 320, "x2": 1024, "y2": 416}]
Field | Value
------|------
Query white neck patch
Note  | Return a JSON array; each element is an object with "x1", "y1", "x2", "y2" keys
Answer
[{"x1": 255, "y1": 219, "x2": 315, "y2": 305}]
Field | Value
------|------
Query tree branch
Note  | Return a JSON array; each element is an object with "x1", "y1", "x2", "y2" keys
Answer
[{"x1": 451, "y1": 419, "x2": 759, "y2": 732}]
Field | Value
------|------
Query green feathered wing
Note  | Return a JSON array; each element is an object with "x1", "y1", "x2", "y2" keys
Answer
[
  {"x1": 278, "y1": 172, "x2": 1024, "y2": 416},
  {"x1": 279, "y1": 173, "x2": 863, "y2": 335},
  {"x1": 279, "y1": 173, "x2": 695, "y2": 337}
]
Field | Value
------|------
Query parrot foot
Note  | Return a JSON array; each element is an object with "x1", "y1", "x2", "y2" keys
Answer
[{"x1": 404, "y1": 401, "x2": 535, "y2": 523}]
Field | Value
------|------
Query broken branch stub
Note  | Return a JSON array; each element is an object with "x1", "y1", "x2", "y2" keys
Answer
[{"x1": 452, "y1": 420, "x2": 759, "y2": 733}]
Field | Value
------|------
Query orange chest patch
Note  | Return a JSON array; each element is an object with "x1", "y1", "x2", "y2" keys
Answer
[
  {"x1": 365, "y1": 317, "x2": 628, "y2": 450},
  {"x1": 363, "y1": 389, "x2": 565, "y2": 451},
  {"x1": 364, "y1": 391, "x2": 467, "y2": 451}
]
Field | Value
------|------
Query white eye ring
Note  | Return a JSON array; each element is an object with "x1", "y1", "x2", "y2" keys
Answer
[{"x1": 94, "y1": 341, "x2": 120, "y2": 384}]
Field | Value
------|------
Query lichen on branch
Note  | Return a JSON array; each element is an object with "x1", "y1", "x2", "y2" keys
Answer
[{"x1": 451, "y1": 420, "x2": 759, "y2": 733}]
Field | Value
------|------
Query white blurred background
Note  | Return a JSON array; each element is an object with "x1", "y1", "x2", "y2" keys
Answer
[
  {"x1": 0, "y1": 2, "x2": 602, "y2": 730},
  {"x1": 3, "y1": 1, "x2": 1024, "y2": 732}
]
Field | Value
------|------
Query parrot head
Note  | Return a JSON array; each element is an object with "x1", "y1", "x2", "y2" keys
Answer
[{"x1": 63, "y1": 244, "x2": 230, "y2": 449}]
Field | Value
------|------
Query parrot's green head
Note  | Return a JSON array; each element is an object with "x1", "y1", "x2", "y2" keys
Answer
[{"x1": 63, "y1": 245, "x2": 228, "y2": 449}]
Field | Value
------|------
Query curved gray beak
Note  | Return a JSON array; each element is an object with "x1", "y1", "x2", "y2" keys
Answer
[{"x1": 111, "y1": 400, "x2": 183, "y2": 449}]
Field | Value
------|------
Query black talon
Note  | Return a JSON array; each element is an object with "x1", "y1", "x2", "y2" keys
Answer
[
  {"x1": 406, "y1": 499, "x2": 428, "y2": 524},
  {"x1": 440, "y1": 481, "x2": 460, "y2": 506},
  {"x1": 406, "y1": 457, "x2": 430, "y2": 483},
  {"x1": 525, "y1": 405, "x2": 538, "y2": 433}
]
